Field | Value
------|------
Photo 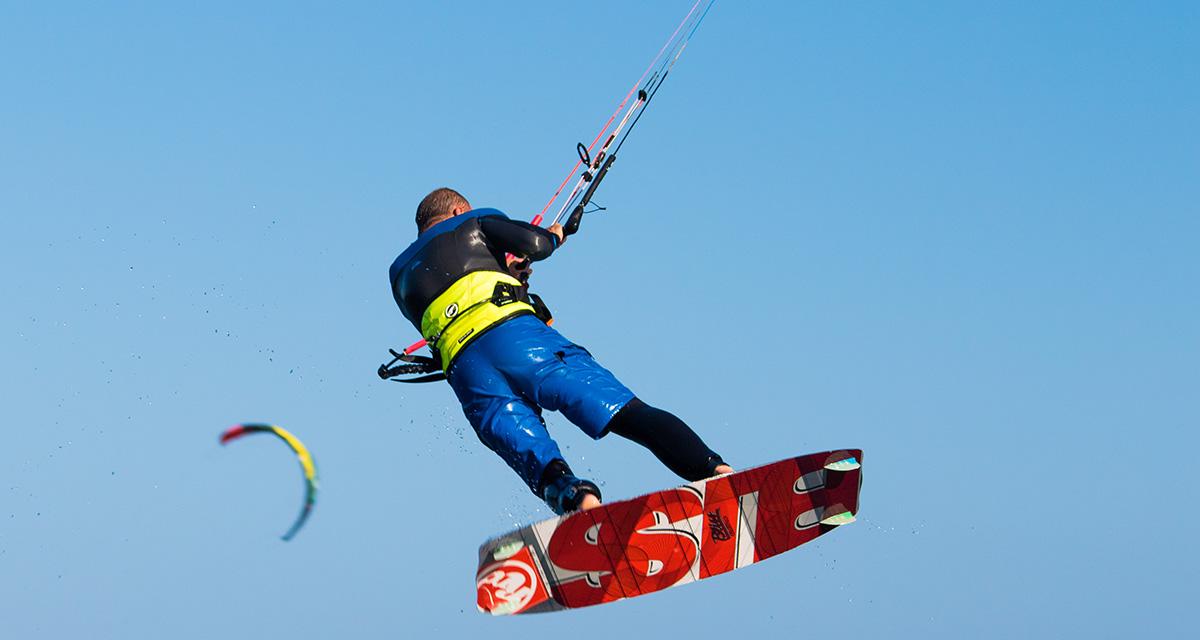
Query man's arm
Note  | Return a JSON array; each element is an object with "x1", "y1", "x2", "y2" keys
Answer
[{"x1": 479, "y1": 216, "x2": 565, "y2": 262}]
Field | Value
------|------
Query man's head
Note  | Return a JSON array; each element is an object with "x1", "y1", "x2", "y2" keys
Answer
[{"x1": 416, "y1": 187, "x2": 471, "y2": 233}]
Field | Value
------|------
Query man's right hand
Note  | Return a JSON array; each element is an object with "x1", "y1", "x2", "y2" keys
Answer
[{"x1": 547, "y1": 223, "x2": 565, "y2": 245}]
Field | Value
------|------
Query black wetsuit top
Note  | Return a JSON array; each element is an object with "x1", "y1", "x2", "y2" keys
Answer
[{"x1": 388, "y1": 208, "x2": 559, "y2": 328}]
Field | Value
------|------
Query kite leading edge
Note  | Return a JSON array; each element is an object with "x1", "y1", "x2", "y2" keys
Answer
[{"x1": 220, "y1": 423, "x2": 319, "y2": 541}]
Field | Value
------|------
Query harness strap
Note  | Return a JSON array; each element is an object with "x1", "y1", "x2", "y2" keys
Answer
[
  {"x1": 383, "y1": 282, "x2": 554, "y2": 383},
  {"x1": 425, "y1": 280, "x2": 528, "y2": 349}
]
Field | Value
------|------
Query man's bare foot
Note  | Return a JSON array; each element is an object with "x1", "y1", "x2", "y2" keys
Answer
[
  {"x1": 579, "y1": 493, "x2": 602, "y2": 511},
  {"x1": 713, "y1": 464, "x2": 734, "y2": 476}
]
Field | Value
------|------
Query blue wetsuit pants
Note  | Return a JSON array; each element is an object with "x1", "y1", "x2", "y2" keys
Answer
[{"x1": 447, "y1": 315, "x2": 636, "y2": 495}]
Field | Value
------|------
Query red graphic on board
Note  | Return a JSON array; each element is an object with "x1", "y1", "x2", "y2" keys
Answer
[
  {"x1": 699, "y1": 474, "x2": 738, "y2": 577},
  {"x1": 732, "y1": 459, "x2": 823, "y2": 561},
  {"x1": 477, "y1": 450, "x2": 862, "y2": 614},
  {"x1": 546, "y1": 488, "x2": 703, "y2": 607}
]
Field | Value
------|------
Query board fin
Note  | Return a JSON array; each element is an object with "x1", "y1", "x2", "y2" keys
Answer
[
  {"x1": 491, "y1": 540, "x2": 525, "y2": 561},
  {"x1": 490, "y1": 600, "x2": 522, "y2": 616},
  {"x1": 824, "y1": 451, "x2": 861, "y2": 472},
  {"x1": 820, "y1": 504, "x2": 856, "y2": 526},
  {"x1": 820, "y1": 512, "x2": 856, "y2": 525}
]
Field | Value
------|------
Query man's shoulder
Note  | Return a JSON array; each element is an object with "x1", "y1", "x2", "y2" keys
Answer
[{"x1": 389, "y1": 208, "x2": 510, "y2": 282}]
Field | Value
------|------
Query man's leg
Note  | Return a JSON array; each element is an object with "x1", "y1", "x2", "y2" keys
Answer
[
  {"x1": 455, "y1": 388, "x2": 602, "y2": 513},
  {"x1": 526, "y1": 345, "x2": 732, "y2": 482},
  {"x1": 605, "y1": 398, "x2": 733, "y2": 480},
  {"x1": 475, "y1": 316, "x2": 730, "y2": 493},
  {"x1": 448, "y1": 336, "x2": 600, "y2": 514}
]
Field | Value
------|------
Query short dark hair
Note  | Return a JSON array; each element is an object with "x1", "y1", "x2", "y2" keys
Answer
[{"x1": 416, "y1": 188, "x2": 470, "y2": 231}]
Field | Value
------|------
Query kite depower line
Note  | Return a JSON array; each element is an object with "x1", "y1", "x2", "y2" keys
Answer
[
  {"x1": 536, "y1": 0, "x2": 717, "y2": 233},
  {"x1": 379, "y1": 0, "x2": 717, "y2": 378}
]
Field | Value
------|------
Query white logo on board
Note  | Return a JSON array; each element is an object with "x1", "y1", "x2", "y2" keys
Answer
[{"x1": 476, "y1": 559, "x2": 538, "y2": 614}]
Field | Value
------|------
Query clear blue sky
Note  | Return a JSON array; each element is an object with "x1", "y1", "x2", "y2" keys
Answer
[{"x1": 2, "y1": 1, "x2": 1196, "y2": 637}]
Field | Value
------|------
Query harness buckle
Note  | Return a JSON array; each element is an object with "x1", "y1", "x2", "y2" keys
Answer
[{"x1": 491, "y1": 281, "x2": 523, "y2": 306}]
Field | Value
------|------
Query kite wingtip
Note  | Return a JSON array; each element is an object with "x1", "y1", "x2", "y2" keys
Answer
[{"x1": 219, "y1": 425, "x2": 247, "y2": 445}]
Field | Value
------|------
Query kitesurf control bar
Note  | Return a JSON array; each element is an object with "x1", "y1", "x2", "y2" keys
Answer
[
  {"x1": 564, "y1": 154, "x2": 615, "y2": 236},
  {"x1": 530, "y1": 0, "x2": 709, "y2": 228},
  {"x1": 396, "y1": 1, "x2": 715, "y2": 359},
  {"x1": 378, "y1": 349, "x2": 446, "y2": 383}
]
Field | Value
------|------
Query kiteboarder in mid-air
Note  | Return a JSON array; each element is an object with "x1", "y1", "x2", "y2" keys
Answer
[
  {"x1": 380, "y1": 4, "x2": 861, "y2": 616},
  {"x1": 388, "y1": 188, "x2": 732, "y2": 514}
]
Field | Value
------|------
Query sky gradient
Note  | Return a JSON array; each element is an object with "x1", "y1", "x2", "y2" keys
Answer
[{"x1": 2, "y1": 1, "x2": 1196, "y2": 637}]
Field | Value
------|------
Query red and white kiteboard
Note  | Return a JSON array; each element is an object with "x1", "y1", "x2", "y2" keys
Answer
[{"x1": 476, "y1": 448, "x2": 863, "y2": 615}]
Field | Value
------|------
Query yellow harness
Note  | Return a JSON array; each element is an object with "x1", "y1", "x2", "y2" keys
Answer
[{"x1": 420, "y1": 271, "x2": 535, "y2": 371}]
